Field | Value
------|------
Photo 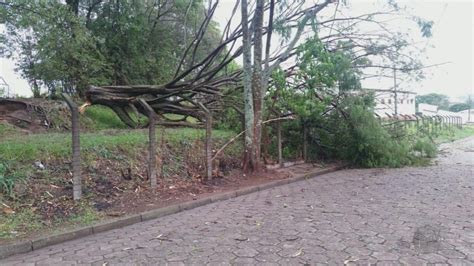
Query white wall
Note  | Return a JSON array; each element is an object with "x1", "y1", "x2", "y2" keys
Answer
[
  {"x1": 374, "y1": 91, "x2": 416, "y2": 116},
  {"x1": 418, "y1": 103, "x2": 439, "y2": 115},
  {"x1": 457, "y1": 109, "x2": 474, "y2": 124}
]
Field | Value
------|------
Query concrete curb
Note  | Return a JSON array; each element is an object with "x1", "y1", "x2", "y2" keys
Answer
[{"x1": 0, "y1": 164, "x2": 346, "y2": 260}]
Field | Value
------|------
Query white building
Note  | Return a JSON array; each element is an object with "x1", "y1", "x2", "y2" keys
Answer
[
  {"x1": 363, "y1": 89, "x2": 417, "y2": 117},
  {"x1": 457, "y1": 109, "x2": 474, "y2": 124},
  {"x1": 418, "y1": 103, "x2": 470, "y2": 124}
]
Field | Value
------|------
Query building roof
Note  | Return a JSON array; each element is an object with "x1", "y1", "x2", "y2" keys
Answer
[{"x1": 361, "y1": 88, "x2": 417, "y2": 95}]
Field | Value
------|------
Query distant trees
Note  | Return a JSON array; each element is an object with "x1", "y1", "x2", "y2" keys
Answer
[
  {"x1": 449, "y1": 103, "x2": 470, "y2": 112},
  {"x1": 416, "y1": 93, "x2": 450, "y2": 110},
  {"x1": 0, "y1": 0, "x2": 222, "y2": 97}
]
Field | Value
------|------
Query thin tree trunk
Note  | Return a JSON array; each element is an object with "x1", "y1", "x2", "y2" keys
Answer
[
  {"x1": 303, "y1": 124, "x2": 308, "y2": 162},
  {"x1": 277, "y1": 121, "x2": 283, "y2": 168},
  {"x1": 251, "y1": 0, "x2": 265, "y2": 171}
]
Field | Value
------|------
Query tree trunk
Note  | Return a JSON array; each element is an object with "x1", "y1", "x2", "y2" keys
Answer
[
  {"x1": 241, "y1": 0, "x2": 255, "y2": 173},
  {"x1": 251, "y1": 0, "x2": 264, "y2": 172}
]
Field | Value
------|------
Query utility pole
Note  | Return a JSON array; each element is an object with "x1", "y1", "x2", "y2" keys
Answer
[
  {"x1": 393, "y1": 67, "x2": 398, "y2": 115},
  {"x1": 469, "y1": 95, "x2": 472, "y2": 123}
]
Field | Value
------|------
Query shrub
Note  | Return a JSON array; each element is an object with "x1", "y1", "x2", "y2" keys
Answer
[{"x1": 413, "y1": 138, "x2": 437, "y2": 158}]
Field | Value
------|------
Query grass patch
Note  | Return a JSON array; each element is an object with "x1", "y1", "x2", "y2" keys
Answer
[
  {"x1": 82, "y1": 105, "x2": 128, "y2": 130},
  {"x1": 0, "y1": 122, "x2": 18, "y2": 138},
  {"x1": 0, "y1": 208, "x2": 42, "y2": 239},
  {"x1": 0, "y1": 202, "x2": 101, "y2": 240},
  {"x1": 0, "y1": 128, "x2": 235, "y2": 162},
  {"x1": 434, "y1": 125, "x2": 474, "y2": 144},
  {"x1": 68, "y1": 203, "x2": 101, "y2": 225}
]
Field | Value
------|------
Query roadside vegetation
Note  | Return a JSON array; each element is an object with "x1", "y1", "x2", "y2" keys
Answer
[
  {"x1": 434, "y1": 125, "x2": 474, "y2": 144},
  {"x1": 0, "y1": 107, "x2": 242, "y2": 241}
]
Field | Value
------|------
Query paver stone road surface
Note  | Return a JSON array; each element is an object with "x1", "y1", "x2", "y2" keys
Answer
[{"x1": 2, "y1": 137, "x2": 473, "y2": 265}]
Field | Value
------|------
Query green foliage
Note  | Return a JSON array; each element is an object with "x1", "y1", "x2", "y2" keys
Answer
[
  {"x1": 413, "y1": 138, "x2": 437, "y2": 158},
  {"x1": 416, "y1": 93, "x2": 450, "y2": 110},
  {"x1": 0, "y1": 162, "x2": 24, "y2": 197},
  {"x1": 296, "y1": 37, "x2": 361, "y2": 91},
  {"x1": 314, "y1": 96, "x2": 438, "y2": 167}
]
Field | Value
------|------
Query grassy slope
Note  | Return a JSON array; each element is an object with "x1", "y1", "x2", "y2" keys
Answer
[
  {"x1": 0, "y1": 128, "x2": 235, "y2": 162},
  {"x1": 0, "y1": 106, "x2": 240, "y2": 240}
]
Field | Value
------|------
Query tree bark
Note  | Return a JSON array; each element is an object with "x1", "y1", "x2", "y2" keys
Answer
[
  {"x1": 241, "y1": 0, "x2": 255, "y2": 173},
  {"x1": 251, "y1": 0, "x2": 265, "y2": 172}
]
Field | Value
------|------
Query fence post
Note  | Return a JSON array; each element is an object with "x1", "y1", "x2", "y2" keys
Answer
[
  {"x1": 205, "y1": 113, "x2": 213, "y2": 180},
  {"x1": 302, "y1": 124, "x2": 308, "y2": 163},
  {"x1": 197, "y1": 103, "x2": 212, "y2": 180},
  {"x1": 61, "y1": 93, "x2": 81, "y2": 201},
  {"x1": 277, "y1": 121, "x2": 283, "y2": 168},
  {"x1": 138, "y1": 99, "x2": 157, "y2": 189},
  {"x1": 436, "y1": 115, "x2": 442, "y2": 132}
]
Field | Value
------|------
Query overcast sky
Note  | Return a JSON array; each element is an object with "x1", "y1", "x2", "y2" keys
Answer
[{"x1": 1, "y1": 0, "x2": 473, "y2": 101}]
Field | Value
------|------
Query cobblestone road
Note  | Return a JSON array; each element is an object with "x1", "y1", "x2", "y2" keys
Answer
[{"x1": 2, "y1": 137, "x2": 473, "y2": 265}]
